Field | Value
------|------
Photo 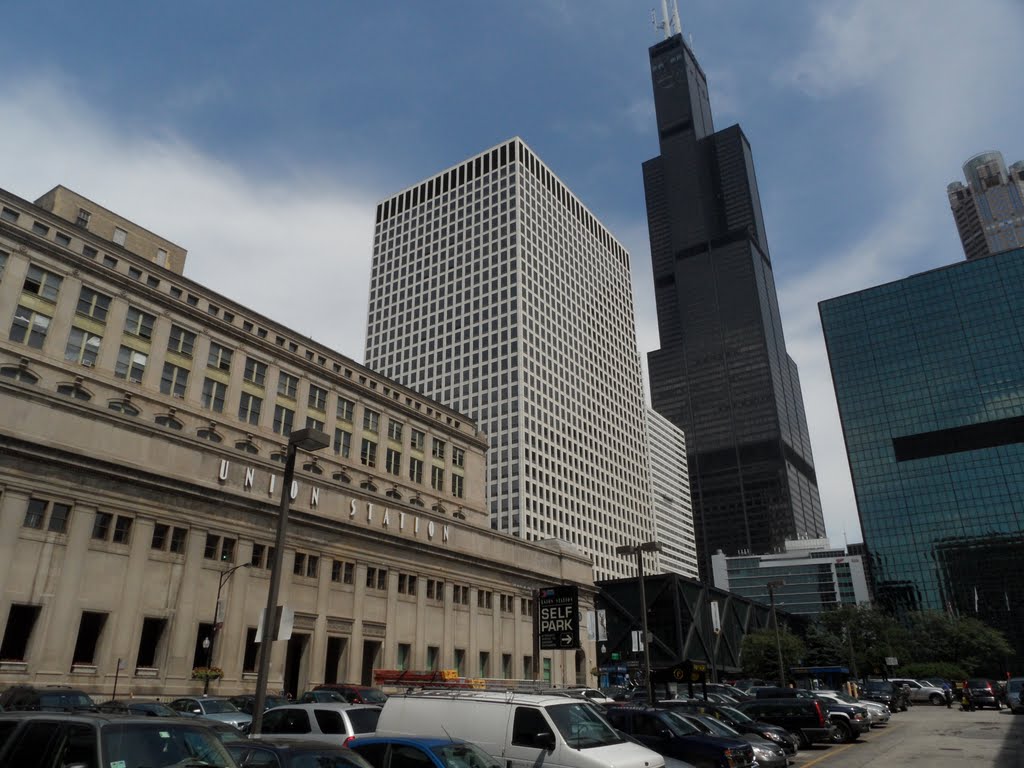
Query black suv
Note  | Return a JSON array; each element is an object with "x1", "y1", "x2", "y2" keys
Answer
[
  {"x1": 860, "y1": 680, "x2": 906, "y2": 712},
  {"x1": 604, "y1": 705, "x2": 756, "y2": 768},
  {"x1": 734, "y1": 698, "x2": 835, "y2": 749},
  {"x1": 752, "y1": 687, "x2": 868, "y2": 743},
  {"x1": 0, "y1": 685, "x2": 96, "y2": 712},
  {"x1": 0, "y1": 711, "x2": 236, "y2": 767},
  {"x1": 655, "y1": 700, "x2": 798, "y2": 755}
]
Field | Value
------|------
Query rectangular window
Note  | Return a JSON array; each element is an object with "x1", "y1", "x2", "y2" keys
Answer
[
  {"x1": 397, "y1": 643, "x2": 411, "y2": 671},
  {"x1": 360, "y1": 438, "x2": 377, "y2": 468},
  {"x1": 331, "y1": 560, "x2": 344, "y2": 583},
  {"x1": 76, "y1": 286, "x2": 111, "y2": 322},
  {"x1": 432, "y1": 438, "x2": 446, "y2": 459},
  {"x1": 427, "y1": 646, "x2": 439, "y2": 671},
  {"x1": 244, "y1": 358, "x2": 267, "y2": 387},
  {"x1": 23, "y1": 499, "x2": 47, "y2": 529},
  {"x1": 9, "y1": 305, "x2": 51, "y2": 349},
  {"x1": 48, "y1": 503, "x2": 70, "y2": 534},
  {"x1": 201, "y1": 378, "x2": 227, "y2": 412},
  {"x1": 169, "y1": 527, "x2": 188, "y2": 554},
  {"x1": 387, "y1": 419, "x2": 403, "y2": 441},
  {"x1": 479, "y1": 651, "x2": 490, "y2": 677},
  {"x1": 410, "y1": 429, "x2": 425, "y2": 451},
  {"x1": 363, "y1": 408, "x2": 380, "y2": 433},
  {"x1": 337, "y1": 397, "x2": 354, "y2": 422},
  {"x1": 409, "y1": 457, "x2": 424, "y2": 484},
  {"x1": 273, "y1": 404, "x2": 294, "y2": 436},
  {"x1": 334, "y1": 428, "x2": 351, "y2": 458},
  {"x1": 204, "y1": 534, "x2": 220, "y2": 560},
  {"x1": 72, "y1": 611, "x2": 107, "y2": 665},
  {"x1": 385, "y1": 448, "x2": 401, "y2": 475},
  {"x1": 0, "y1": 605, "x2": 41, "y2": 661},
  {"x1": 112, "y1": 516, "x2": 133, "y2": 545},
  {"x1": 502, "y1": 654, "x2": 512, "y2": 679},
  {"x1": 23, "y1": 265, "x2": 63, "y2": 302},
  {"x1": 243, "y1": 628, "x2": 259, "y2": 672},
  {"x1": 431, "y1": 466, "x2": 445, "y2": 492},
  {"x1": 454, "y1": 648, "x2": 465, "y2": 677},
  {"x1": 207, "y1": 342, "x2": 232, "y2": 372},
  {"x1": 238, "y1": 392, "x2": 262, "y2": 425},
  {"x1": 452, "y1": 474, "x2": 465, "y2": 499},
  {"x1": 277, "y1": 371, "x2": 298, "y2": 398},
  {"x1": 151, "y1": 524, "x2": 169, "y2": 550},
  {"x1": 523, "y1": 656, "x2": 533, "y2": 679},
  {"x1": 115, "y1": 346, "x2": 147, "y2": 382},
  {"x1": 167, "y1": 325, "x2": 196, "y2": 356},
  {"x1": 306, "y1": 555, "x2": 318, "y2": 579},
  {"x1": 92, "y1": 512, "x2": 113, "y2": 540},
  {"x1": 136, "y1": 617, "x2": 167, "y2": 669},
  {"x1": 308, "y1": 384, "x2": 327, "y2": 411},
  {"x1": 160, "y1": 363, "x2": 189, "y2": 398},
  {"x1": 64, "y1": 328, "x2": 102, "y2": 366},
  {"x1": 251, "y1": 543, "x2": 266, "y2": 568},
  {"x1": 452, "y1": 447, "x2": 465, "y2": 468},
  {"x1": 220, "y1": 538, "x2": 235, "y2": 563},
  {"x1": 293, "y1": 553, "x2": 306, "y2": 576},
  {"x1": 124, "y1": 307, "x2": 155, "y2": 339}
]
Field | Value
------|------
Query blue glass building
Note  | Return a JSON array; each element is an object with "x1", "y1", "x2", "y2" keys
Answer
[{"x1": 819, "y1": 248, "x2": 1024, "y2": 661}]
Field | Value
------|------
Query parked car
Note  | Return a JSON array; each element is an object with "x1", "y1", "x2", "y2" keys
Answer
[
  {"x1": 860, "y1": 680, "x2": 902, "y2": 712},
  {"x1": 565, "y1": 687, "x2": 618, "y2": 705},
  {"x1": 302, "y1": 689, "x2": 352, "y2": 704},
  {"x1": 0, "y1": 710, "x2": 236, "y2": 767},
  {"x1": 888, "y1": 678, "x2": 947, "y2": 705},
  {"x1": 168, "y1": 695, "x2": 253, "y2": 730},
  {"x1": 734, "y1": 698, "x2": 835, "y2": 749},
  {"x1": 312, "y1": 684, "x2": 389, "y2": 705},
  {"x1": 228, "y1": 736, "x2": 374, "y2": 768},
  {"x1": 654, "y1": 700, "x2": 798, "y2": 755},
  {"x1": 230, "y1": 693, "x2": 291, "y2": 714},
  {"x1": 813, "y1": 691, "x2": 890, "y2": 727},
  {"x1": 673, "y1": 713, "x2": 787, "y2": 768},
  {"x1": 256, "y1": 703, "x2": 381, "y2": 744},
  {"x1": 1007, "y1": 677, "x2": 1024, "y2": 714},
  {"x1": 97, "y1": 698, "x2": 178, "y2": 717},
  {"x1": 964, "y1": 679, "x2": 1001, "y2": 709},
  {"x1": 0, "y1": 685, "x2": 97, "y2": 712},
  {"x1": 375, "y1": 691, "x2": 667, "y2": 768},
  {"x1": 604, "y1": 705, "x2": 756, "y2": 768},
  {"x1": 749, "y1": 687, "x2": 868, "y2": 743},
  {"x1": 349, "y1": 735, "x2": 503, "y2": 768}
]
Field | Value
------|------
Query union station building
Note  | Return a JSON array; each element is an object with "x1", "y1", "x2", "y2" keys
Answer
[{"x1": 0, "y1": 184, "x2": 596, "y2": 697}]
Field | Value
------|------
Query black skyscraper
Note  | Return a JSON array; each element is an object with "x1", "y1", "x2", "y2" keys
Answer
[{"x1": 643, "y1": 32, "x2": 825, "y2": 578}]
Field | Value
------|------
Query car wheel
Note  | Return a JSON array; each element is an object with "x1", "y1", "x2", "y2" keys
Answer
[
  {"x1": 797, "y1": 731, "x2": 812, "y2": 750},
  {"x1": 830, "y1": 720, "x2": 853, "y2": 744},
  {"x1": 930, "y1": 694, "x2": 944, "y2": 705}
]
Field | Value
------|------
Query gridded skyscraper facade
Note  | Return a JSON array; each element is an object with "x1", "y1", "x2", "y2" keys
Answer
[
  {"x1": 642, "y1": 32, "x2": 825, "y2": 578},
  {"x1": 365, "y1": 138, "x2": 655, "y2": 580},
  {"x1": 947, "y1": 151, "x2": 1024, "y2": 260},
  {"x1": 645, "y1": 408, "x2": 699, "y2": 579},
  {"x1": 820, "y1": 247, "x2": 1024, "y2": 664}
]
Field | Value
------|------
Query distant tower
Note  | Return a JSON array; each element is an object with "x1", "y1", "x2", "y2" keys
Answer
[
  {"x1": 947, "y1": 151, "x2": 1024, "y2": 260},
  {"x1": 641, "y1": 16, "x2": 825, "y2": 578}
]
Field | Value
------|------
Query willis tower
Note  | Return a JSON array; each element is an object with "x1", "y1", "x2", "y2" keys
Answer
[{"x1": 643, "y1": 12, "x2": 825, "y2": 578}]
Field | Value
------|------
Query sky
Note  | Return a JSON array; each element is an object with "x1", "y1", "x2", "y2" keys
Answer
[{"x1": 2, "y1": 0, "x2": 1022, "y2": 548}]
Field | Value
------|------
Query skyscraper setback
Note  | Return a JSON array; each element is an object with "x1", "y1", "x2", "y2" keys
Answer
[
  {"x1": 364, "y1": 138, "x2": 660, "y2": 581},
  {"x1": 642, "y1": 26, "x2": 825, "y2": 576}
]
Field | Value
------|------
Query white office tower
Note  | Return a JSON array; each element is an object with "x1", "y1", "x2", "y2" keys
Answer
[
  {"x1": 645, "y1": 408, "x2": 699, "y2": 579},
  {"x1": 365, "y1": 138, "x2": 655, "y2": 580}
]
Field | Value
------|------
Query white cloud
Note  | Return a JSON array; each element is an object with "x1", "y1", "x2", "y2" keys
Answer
[{"x1": 1, "y1": 76, "x2": 378, "y2": 363}]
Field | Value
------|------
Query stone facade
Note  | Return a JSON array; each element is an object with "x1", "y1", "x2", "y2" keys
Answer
[{"x1": 0, "y1": 183, "x2": 596, "y2": 698}]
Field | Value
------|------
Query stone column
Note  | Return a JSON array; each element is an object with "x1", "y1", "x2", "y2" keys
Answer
[{"x1": 346, "y1": 564, "x2": 367, "y2": 683}]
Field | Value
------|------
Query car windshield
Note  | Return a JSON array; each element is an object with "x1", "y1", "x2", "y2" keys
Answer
[
  {"x1": 102, "y1": 722, "x2": 236, "y2": 767},
  {"x1": 693, "y1": 715, "x2": 740, "y2": 738},
  {"x1": 663, "y1": 712, "x2": 702, "y2": 737},
  {"x1": 39, "y1": 693, "x2": 95, "y2": 709},
  {"x1": 266, "y1": 696, "x2": 289, "y2": 708},
  {"x1": 547, "y1": 702, "x2": 624, "y2": 748},
  {"x1": 134, "y1": 702, "x2": 178, "y2": 717},
  {"x1": 718, "y1": 706, "x2": 754, "y2": 724},
  {"x1": 865, "y1": 682, "x2": 892, "y2": 692},
  {"x1": 202, "y1": 700, "x2": 240, "y2": 714},
  {"x1": 432, "y1": 742, "x2": 503, "y2": 768},
  {"x1": 828, "y1": 693, "x2": 858, "y2": 705}
]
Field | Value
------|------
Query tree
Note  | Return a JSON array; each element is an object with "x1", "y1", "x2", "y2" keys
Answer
[
  {"x1": 740, "y1": 627, "x2": 806, "y2": 682},
  {"x1": 809, "y1": 605, "x2": 912, "y2": 678}
]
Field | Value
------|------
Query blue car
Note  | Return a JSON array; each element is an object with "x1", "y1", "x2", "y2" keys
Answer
[{"x1": 348, "y1": 736, "x2": 503, "y2": 768}]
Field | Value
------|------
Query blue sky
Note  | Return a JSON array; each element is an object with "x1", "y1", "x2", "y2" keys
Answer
[{"x1": 2, "y1": 0, "x2": 1022, "y2": 547}]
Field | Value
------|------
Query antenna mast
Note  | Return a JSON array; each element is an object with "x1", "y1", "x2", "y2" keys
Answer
[{"x1": 671, "y1": 0, "x2": 682, "y2": 36}]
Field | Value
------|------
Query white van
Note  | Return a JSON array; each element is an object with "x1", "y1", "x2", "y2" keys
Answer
[{"x1": 375, "y1": 692, "x2": 665, "y2": 768}]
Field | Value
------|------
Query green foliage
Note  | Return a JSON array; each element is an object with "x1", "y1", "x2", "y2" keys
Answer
[
  {"x1": 740, "y1": 627, "x2": 805, "y2": 681},
  {"x1": 899, "y1": 661, "x2": 968, "y2": 681},
  {"x1": 809, "y1": 605, "x2": 911, "y2": 678}
]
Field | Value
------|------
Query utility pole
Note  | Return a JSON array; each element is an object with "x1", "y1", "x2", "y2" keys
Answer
[{"x1": 767, "y1": 580, "x2": 786, "y2": 687}]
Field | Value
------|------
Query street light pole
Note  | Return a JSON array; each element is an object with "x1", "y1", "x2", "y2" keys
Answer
[
  {"x1": 205, "y1": 561, "x2": 252, "y2": 695},
  {"x1": 251, "y1": 427, "x2": 329, "y2": 735},
  {"x1": 767, "y1": 580, "x2": 786, "y2": 687},
  {"x1": 616, "y1": 541, "x2": 662, "y2": 704}
]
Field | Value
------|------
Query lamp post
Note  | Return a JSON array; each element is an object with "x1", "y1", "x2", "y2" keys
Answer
[
  {"x1": 205, "y1": 561, "x2": 252, "y2": 694},
  {"x1": 616, "y1": 541, "x2": 662, "y2": 704},
  {"x1": 251, "y1": 427, "x2": 330, "y2": 734},
  {"x1": 766, "y1": 580, "x2": 786, "y2": 687}
]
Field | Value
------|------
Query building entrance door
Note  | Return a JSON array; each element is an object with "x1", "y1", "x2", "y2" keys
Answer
[
  {"x1": 324, "y1": 636, "x2": 348, "y2": 684},
  {"x1": 283, "y1": 633, "x2": 310, "y2": 698},
  {"x1": 360, "y1": 640, "x2": 381, "y2": 686}
]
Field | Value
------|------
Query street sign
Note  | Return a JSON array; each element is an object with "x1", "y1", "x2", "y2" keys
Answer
[
  {"x1": 710, "y1": 601, "x2": 721, "y2": 635},
  {"x1": 597, "y1": 609, "x2": 608, "y2": 642},
  {"x1": 537, "y1": 585, "x2": 580, "y2": 650},
  {"x1": 255, "y1": 606, "x2": 294, "y2": 642}
]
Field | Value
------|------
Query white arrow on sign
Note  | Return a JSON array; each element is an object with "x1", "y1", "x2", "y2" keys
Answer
[{"x1": 560, "y1": 633, "x2": 574, "y2": 646}]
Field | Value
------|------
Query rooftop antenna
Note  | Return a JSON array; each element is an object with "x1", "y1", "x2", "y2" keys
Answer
[
  {"x1": 652, "y1": 1, "x2": 670, "y2": 39},
  {"x1": 671, "y1": 0, "x2": 682, "y2": 36}
]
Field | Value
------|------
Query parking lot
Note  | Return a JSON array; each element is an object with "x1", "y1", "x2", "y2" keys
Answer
[{"x1": 789, "y1": 704, "x2": 1024, "y2": 768}]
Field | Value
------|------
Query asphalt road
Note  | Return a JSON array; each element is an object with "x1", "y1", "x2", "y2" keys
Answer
[{"x1": 786, "y1": 703, "x2": 1024, "y2": 768}]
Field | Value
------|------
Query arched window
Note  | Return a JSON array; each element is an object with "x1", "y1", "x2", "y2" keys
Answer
[
  {"x1": 409, "y1": 495, "x2": 425, "y2": 508},
  {"x1": 332, "y1": 470, "x2": 351, "y2": 484},
  {"x1": 385, "y1": 487, "x2": 402, "y2": 500},
  {"x1": 303, "y1": 460, "x2": 324, "y2": 475},
  {"x1": 270, "y1": 451, "x2": 287, "y2": 464},
  {"x1": 57, "y1": 382, "x2": 92, "y2": 401},
  {"x1": 197, "y1": 427, "x2": 222, "y2": 443},
  {"x1": 156, "y1": 414, "x2": 184, "y2": 430},
  {"x1": 108, "y1": 400, "x2": 139, "y2": 417},
  {"x1": 0, "y1": 365, "x2": 38, "y2": 384},
  {"x1": 235, "y1": 440, "x2": 259, "y2": 455},
  {"x1": 359, "y1": 478, "x2": 378, "y2": 492}
]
